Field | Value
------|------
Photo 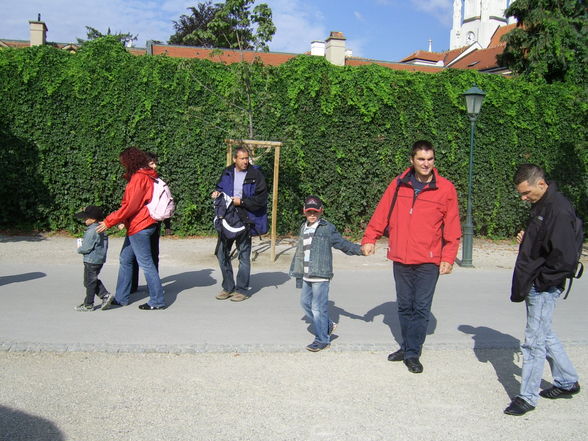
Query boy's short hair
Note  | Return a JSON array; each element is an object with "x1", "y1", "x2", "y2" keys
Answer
[
  {"x1": 304, "y1": 196, "x2": 323, "y2": 212},
  {"x1": 75, "y1": 206, "x2": 105, "y2": 221}
]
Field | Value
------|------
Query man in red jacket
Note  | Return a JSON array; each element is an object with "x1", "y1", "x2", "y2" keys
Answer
[{"x1": 362, "y1": 140, "x2": 461, "y2": 373}]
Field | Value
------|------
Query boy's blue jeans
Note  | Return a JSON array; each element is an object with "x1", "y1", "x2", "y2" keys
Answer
[
  {"x1": 300, "y1": 280, "x2": 331, "y2": 345},
  {"x1": 519, "y1": 285, "x2": 579, "y2": 406},
  {"x1": 114, "y1": 225, "x2": 165, "y2": 308}
]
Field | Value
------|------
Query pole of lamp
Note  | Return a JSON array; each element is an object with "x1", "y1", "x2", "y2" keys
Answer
[{"x1": 461, "y1": 116, "x2": 477, "y2": 267}]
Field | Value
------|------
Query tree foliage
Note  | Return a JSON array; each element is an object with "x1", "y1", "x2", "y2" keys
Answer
[
  {"x1": 169, "y1": 2, "x2": 219, "y2": 46},
  {"x1": 77, "y1": 26, "x2": 138, "y2": 47},
  {"x1": 0, "y1": 39, "x2": 586, "y2": 237},
  {"x1": 169, "y1": 0, "x2": 276, "y2": 51},
  {"x1": 499, "y1": 0, "x2": 588, "y2": 84}
]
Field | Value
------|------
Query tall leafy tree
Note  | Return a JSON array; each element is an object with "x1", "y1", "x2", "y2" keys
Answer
[
  {"x1": 169, "y1": 1, "x2": 219, "y2": 46},
  {"x1": 77, "y1": 26, "x2": 138, "y2": 47},
  {"x1": 169, "y1": 0, "x2": 276, "y2": 52},
  {"x1": 498, "y1": 0, "x2": 588, "y2": 83}
]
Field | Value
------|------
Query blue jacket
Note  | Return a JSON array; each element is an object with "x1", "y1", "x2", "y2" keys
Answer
[
  {"x1": 289, "y1": 218, "x2": 362, "y2": 282},
  {"x1": 215, "y1": 165, "x2": 268, "y2": 236},
  {"x1": 77, "y1": 223, "x2": 108, "y2": 264}
]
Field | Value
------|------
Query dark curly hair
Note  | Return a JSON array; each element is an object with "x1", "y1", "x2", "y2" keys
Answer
[{"x1": 119, "y1": 147, "x2": 149, "y2": 181}]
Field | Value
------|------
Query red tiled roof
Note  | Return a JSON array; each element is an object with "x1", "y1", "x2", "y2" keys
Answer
[
  {"x1": 488, "y1": 23, "x2": 516, "y2": 48},
  {"x1": 442, "y1": 46, "x2": 469, "y2": 65},
  {"x1": 150, "y1": 44, "x2": 296, "y2": 66},
  {"x1": 449, "y1": 45, "x2": 504, "y2": 70},
  {"x1": 400, "y1": 50, "x2": 445, "y2": 63}
]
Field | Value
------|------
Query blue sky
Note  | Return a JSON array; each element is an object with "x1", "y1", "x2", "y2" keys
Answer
[{"x1": 1, "y1": 0, "x2": 453, "y2": 61}]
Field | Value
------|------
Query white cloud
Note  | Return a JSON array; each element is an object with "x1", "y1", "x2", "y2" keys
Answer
[
  {"x1": 0, "y1": 0, "x2": 194, "y2": 46},
  {"x1": 410, "y1": 0, "x2": 452, "y2": 26},
  {"x1": 353, "y1": 11, "x2": 365, "y2": 23},
  {"x1": 264, "y1": 0, "x2": 327, "y2": 53}
]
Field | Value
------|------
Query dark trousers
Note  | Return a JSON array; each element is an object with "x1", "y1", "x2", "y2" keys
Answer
[
  {"x1": 215, "y1": 232, "x2": 252, "y2": 295},
  {"x1": 393, "y1": 262, "x2": 440, "y2": 358},
  {"x1": 83, "y1": 262, "x2": 109, "y2": 305},
  {"x1": 131, "y1": 223, "x2": 160, "y2": 292}
]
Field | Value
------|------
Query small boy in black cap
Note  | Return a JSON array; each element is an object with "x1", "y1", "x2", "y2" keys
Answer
[
  {"x1": 74, "y1": 206, "x2": 109, "y2": 311},
  {"x1": 289, "y1": 196, "x2": 366, "y2": 351}
]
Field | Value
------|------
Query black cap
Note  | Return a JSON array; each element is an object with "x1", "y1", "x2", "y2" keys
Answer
[
  {"x1": 75, "y1": 206, "x2": 104, "y2": 221},
  {"x1": 303, "y1": 196, "x2": 323, "y2": 212}
]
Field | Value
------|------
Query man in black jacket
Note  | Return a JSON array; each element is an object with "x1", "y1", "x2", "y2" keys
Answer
[{"x1": 504, "y1": 164, "x2": 581, "y2": 416}]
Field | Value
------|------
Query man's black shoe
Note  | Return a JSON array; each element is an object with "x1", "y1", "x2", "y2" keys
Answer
[
  {"x1": 387, "y1": 349, "x2": 405, "y2": 362},
  {"x1": 403, "y1": 357, "x2": 423, "y2": 374},
  {"x1": 138, "y1": 303, "x2": 166, "y2": 310},
  {"x1": 539, "y1": 382, "x2": 580, "y2": 399},
  {"x1": 504, "y1": 397, "x2": 535, "y2": 416}
]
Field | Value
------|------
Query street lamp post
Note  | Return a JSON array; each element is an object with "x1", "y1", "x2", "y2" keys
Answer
[{"x1": 461, "y1": 85, "x2": 485, "y2": 267}]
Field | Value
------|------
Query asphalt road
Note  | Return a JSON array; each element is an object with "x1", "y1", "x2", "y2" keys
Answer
[{"x1": 1, "y1": 235, "x2": 586, "y2": 440}]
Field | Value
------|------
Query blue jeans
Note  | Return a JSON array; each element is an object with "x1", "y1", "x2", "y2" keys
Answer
[
  {"x1": 300, "y1": 280, "x2": 331, "y2": 345},
  {"x1": 519, "y1": 285, "x2": 578, "y2": 406},
  {"x1": 216, "y1": 233, "x2": 251, "y2": 295},
  {"x1": 393, "y1": 262, "x2": 440, "y2": 358},
  {"x1": 114, "y1": 225, "x2": 165, "y2": 308}
]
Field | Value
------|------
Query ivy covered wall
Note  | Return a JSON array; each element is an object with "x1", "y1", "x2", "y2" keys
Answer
[{"x1": 0, "y1": 38, "x2": 586, "y2": 237}]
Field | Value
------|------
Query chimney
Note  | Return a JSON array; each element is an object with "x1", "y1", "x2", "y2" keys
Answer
[
  {"x1": 325, "y1": 31, "x2": 346, "y2": 66},
  {"x1": 29, "y1": 15, "x2": 48, "y2": 47},
  {"x1": 310, "y1": 41, "x2": 325, "y2": 56}
]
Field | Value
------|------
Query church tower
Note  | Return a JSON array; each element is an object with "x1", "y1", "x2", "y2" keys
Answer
[{"x1": 450, "y1": 0, "x2": 515, "y2": 49}]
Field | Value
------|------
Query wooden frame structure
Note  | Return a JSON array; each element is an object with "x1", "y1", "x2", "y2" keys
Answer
[{"x1": 225, "y1": 139, "x2": 282, "y2": 262}]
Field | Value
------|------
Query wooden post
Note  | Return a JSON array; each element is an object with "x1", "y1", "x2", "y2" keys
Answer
[{"x1": 225, "y1": 139, "x2": 283, "y2": 262}]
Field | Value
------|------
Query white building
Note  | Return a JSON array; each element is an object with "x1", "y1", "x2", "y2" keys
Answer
[{"x1": 450, "y1": 0, "x2": 517, "y2": 50}]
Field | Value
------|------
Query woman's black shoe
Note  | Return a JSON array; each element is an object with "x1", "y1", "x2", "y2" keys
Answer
[{"x1": 138, "y1": 303, "x2": 166, "y2": 310}]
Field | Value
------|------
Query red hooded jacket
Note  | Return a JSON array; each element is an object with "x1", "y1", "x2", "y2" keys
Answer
[
  {"x1": 362, "y1": 167, "x2": 461, "y2": 265},
  {"x1": 104, "y1": 168, "x2": 157, "y2": 236}
]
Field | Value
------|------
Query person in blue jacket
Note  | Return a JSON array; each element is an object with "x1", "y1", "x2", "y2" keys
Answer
[
  {"x1": 74, "y1": 205, "x2": 109, "y2": 311},
  {"x1": 211, "y1": 147, "x2": 268, "y2": 302},
  {"x1": 289, "y1": 196, "x2": 366, "y2": 351}
]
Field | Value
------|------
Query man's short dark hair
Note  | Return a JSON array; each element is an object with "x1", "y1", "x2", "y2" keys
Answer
[
  {"x1": 233, "y1": 146, "x2": 250, "y2": 158},
  {"x1": 514, "y1": 164, "x2": 546, "y2": 186},
  {"x1": 411, "y1": 140, "x2": 435, "y2": 158}
]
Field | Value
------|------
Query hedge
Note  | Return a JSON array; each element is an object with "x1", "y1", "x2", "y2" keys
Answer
[{"x1": 0, "y1": 37, "x2": 586, "y2": 237}]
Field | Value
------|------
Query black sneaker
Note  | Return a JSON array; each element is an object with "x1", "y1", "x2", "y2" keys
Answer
[
  {"x1": 328, "y1": 322, "x2": 337, "y2": 336},
  {"x1": 504, "y1": 397, "x2": 535, "y2": 416},
  {"x1": 539, "y1": 382, "x2": 580, "y2": 399},
  {"x1": 101, "y1": 294, "x2": 121, "y2": 310},
  {"x1": 387, "y1": 349, "x2": 405, "y2": 362},
  {"x1": 403, "y1": 357, "x2": 423, "y2": 373},
  {"x1": 74, "y1": 303, "x2": 94, "y2": 312},
  {"x1": 306, "y1": 341, "x2": 330, "y2": 352},
  {"x1": 138, "y1": 303, "x2": 166, "y2": 310}
]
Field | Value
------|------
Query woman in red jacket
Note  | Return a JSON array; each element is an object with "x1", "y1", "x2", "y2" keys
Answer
[{"x1": 97, "y1": 147, "x2": 166, "y2": 310}]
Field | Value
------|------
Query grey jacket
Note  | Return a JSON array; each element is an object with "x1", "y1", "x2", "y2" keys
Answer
[
  {"x1": 289, "y1": 218, "x2": 362, "y2": 283},
  {"x1": 77, "y1": 223, "x2": 108, "y2": 264}
]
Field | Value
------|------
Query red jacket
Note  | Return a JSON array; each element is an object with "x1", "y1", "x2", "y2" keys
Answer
[
  {"x1": 362, "y1": 167, "x2": 461, "y2": 265},
  {"x1": 104, "y1": 168, "x2": 157, "y2": 236}
]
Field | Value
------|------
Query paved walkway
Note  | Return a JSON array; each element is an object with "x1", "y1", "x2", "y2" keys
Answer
[{"x1": 1, "y1": 235, "x2": 586, "y2": 440}]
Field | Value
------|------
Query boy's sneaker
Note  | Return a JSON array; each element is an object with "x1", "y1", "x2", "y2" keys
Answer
[
  {"x1": 328, "y1": 322, "x2": 337, "y2": 336},
  {"x1": 74, "y1": 303, "x2": 94, "y2": 312},
  {"x1": 101, "y1": 294, "x2": 121, "y2": 310},
  {"x1": 306, "y1": 341, "x2": 330, "y2": 352}
]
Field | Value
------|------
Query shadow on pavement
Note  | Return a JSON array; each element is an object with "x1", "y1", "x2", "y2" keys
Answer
[
  {"x1": 363, "y1": 301, "x2": 437, "y2": 346},
  {"x1": 0, "y1": 234, "x2": 46, "y2": 243},
  {"x1": 0, "y1": 405, "x2": 65, "y2": 441},
  {"x1": 301, "y1": 300, "x2": 367, "y2": 341},
  {"x1": 458, "y1": 324, "x2": 551, "y2": 399},
  {"x1": 0, "y1": 272, "x2": 46, "y2": 287},
  {"x1": 249, "y1": 271, "x2": 290, "y2": 296},
  {"x1": 131, "y1": 269, "x2": 216, "y2": 306}
]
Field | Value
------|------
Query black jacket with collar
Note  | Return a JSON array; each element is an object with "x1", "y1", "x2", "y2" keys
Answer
[{"x1": 511, "y1": 183, "x2": 579, "y2": 302}]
